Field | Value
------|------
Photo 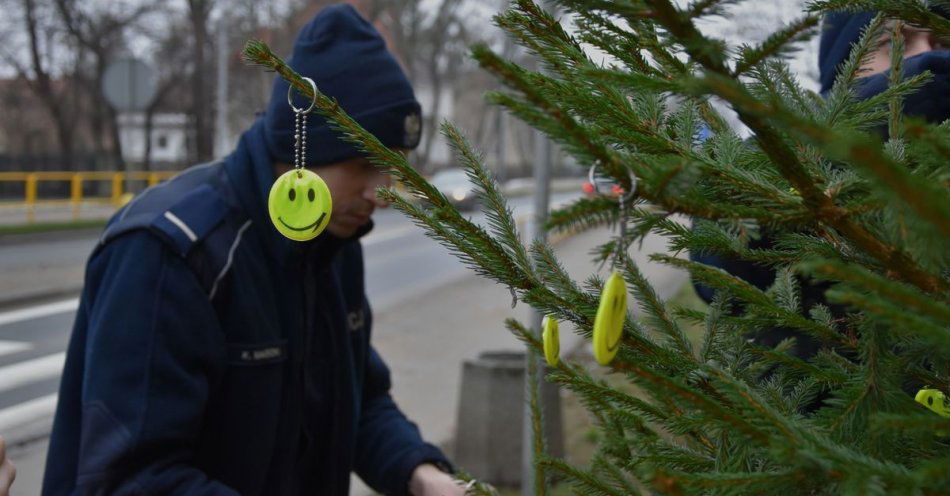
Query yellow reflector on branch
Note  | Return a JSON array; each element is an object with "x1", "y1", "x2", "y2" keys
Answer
[{"x1": 593, "y1": 271, "x2": 627, "y2": 365}]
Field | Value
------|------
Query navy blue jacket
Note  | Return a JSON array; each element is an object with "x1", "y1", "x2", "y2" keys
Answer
[
  {"x1": 690, "y1": 236, "x2": 830, "y2": 359},
  {"x1": 43, "y1": 120, "x2": 449, "y2": 495}
]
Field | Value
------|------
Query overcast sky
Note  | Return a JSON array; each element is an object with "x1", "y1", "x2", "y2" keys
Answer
[
  {"x1": 1, "y1": 0, "x2": 822, "y2": 116},
  {"x1": 687, "y1": 0, "x2": 821, "y2": 90}
]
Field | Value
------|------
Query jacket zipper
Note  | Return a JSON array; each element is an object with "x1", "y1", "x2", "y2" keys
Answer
[{"x1": 299, "y1": 257, "x2": 316, "y2": 487}]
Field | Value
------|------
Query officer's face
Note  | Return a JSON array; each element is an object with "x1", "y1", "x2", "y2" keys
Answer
[
  {"x1": 316, "y1": 154, "x2": 399, "y2": 238},
  {"x1": 861, "y1": 20, "x2": 948, "y2": 75}
]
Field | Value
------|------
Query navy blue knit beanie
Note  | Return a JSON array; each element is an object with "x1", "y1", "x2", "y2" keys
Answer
[
  {"x1": 819, "y1": 7, "x2": 950, "y2": 93},
  {"x1": 263, "y1": 4, "x2": 422, "y2": 167},
  {"x1": 818, "y1": 11, "x2": 876, "y2": 93}
]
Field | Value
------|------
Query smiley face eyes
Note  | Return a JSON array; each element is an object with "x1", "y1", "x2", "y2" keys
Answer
[{"x1": 288, "y1": 187, "x2": 317, "y2": 202}]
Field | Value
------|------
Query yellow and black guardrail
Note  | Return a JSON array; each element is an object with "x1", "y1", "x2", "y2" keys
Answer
[{"x1": 0, "y1": 171, "x2": 178, "y2": 224}]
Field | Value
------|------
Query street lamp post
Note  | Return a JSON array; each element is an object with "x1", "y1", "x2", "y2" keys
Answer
[
  {"x1": 522, "y1": 125, "x2": 552, "y2": 496},
  {"x1": 215, "y1": 12, "x2": 230, "y2": 158}
]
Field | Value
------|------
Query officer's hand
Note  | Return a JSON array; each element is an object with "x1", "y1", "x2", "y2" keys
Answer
[
  {"x1": 0, "y1": 435, "x2": 16, "y2": 496},
  {"x1": 408, "y1": 463, "x2": 466, "y2": 496}
]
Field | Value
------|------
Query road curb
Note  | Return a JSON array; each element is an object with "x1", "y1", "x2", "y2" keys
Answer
[
  {"x1": 0, "y1": 227, "x2": 103, "y2": 247},
  {"x1": 514, "y1": 211, "x2": 586, "y2": 248},
  {"x1": 547, "y1": 224, "x2": 585, "y2": 246}
]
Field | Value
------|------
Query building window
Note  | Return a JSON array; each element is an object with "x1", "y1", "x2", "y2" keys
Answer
[{"x1": 156, "y1": 134, "x2": 168, "y2": 149}]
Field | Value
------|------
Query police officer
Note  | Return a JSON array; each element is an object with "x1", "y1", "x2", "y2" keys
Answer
[
  {"x1": 692, "y1": 8, "x2": 949, "y2": 359},
  {"x1": 43, "y1": 5, "x2": 464, "y2": 495},
  {"x1": 819, "y1": 9, "x2": 949, "y2": 112}
]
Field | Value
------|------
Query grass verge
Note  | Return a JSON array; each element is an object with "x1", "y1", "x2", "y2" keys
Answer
[{"x1": 0, "y1": 219, "x2": 107, "y2": 237}]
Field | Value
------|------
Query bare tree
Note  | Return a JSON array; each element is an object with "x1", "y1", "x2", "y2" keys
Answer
[
  {"x1": 55, "y1": 0, "x2": 157, "y2": 170},
  {"x1": 187, "y1": 0, "x2": 214, "y2": 163},
  {"x1": 0, "y1": 0, "x2": 83, "y2": 167},
  {"x1": 367, "y1": 0, "x2": 479, "y2": 173},
  {"x1": 221, "y1": 0, "x2": 338, "y2": 143},
  {"x1": 373, "y1": 0, "x2": 424, "y2": 79},
  {"x1": 417, "y1": 0, "x2": 469, "y2": 171}
]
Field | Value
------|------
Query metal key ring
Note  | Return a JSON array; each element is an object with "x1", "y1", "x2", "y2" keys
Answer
[
  {"x1": 287, "y1": 76, "x2": 318, "y2": 114},
  {"x1": 622, "y1": 170, "x2": 637, "y2": 203},
  {"x1": 588, "y1": 163, "x2": 637, "y2": 201}
]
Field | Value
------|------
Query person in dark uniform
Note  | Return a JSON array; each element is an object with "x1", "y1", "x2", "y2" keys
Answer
[
  {"x1": 692, "y1": 8, "x2": 949, "y2": 358},
  {"x1": 43, "y1": 5, "x2": 463, "y2": 495}
]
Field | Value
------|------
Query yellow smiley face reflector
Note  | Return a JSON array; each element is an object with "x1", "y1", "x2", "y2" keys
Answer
[
  {"x1": 593, "y1": 271, "x2": 627, "y2": 365},
  {"x1": 916, "y1": 388, "x2": 950, "y2": 418},
  {"x1": 542, "y1": 315, "x2": 560, "y2": 367},
  {"x1": 268, "y1": 169, "x2": 332, "y2": 241}
]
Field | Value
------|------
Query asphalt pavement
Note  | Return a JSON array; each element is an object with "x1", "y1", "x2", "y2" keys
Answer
[{"x1": 0, "y1": 197, "x2": 690, "y2": 495}]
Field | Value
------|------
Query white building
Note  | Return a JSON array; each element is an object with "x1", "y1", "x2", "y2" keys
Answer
[{"x1": 117, "y1": 112, "x2": 189, "y2": 167}]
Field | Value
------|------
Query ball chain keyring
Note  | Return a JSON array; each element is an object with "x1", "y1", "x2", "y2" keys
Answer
[
  {"x1": 589, "y1": 163, "x2": 638, "y2": 365},
  {"x1": 267, "y1": 77, "x2": 333, "y2": 242},
  {"x1": 544, "y1": 166, "x2": 637, "y2": 369},
  {"x1": 288, "y1": 77, "x2": 318, "y2": 172}
]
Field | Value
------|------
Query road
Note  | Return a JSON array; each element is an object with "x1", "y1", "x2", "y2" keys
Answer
[{"x1": 0, "y1": 193, "x2": 579, "y2": 444}]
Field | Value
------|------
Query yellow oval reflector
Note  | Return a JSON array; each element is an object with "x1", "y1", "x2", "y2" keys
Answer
[
  {"x1": 542, "y1": 315, "x2": 560, "y2": 367},
  {"x1": 593, "y1": 271, "x2": 627, "y2": 365}
]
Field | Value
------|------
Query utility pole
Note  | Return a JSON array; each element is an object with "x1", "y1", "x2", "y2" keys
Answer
[
  {"x1": 214, "y1": 10, "x2": 230, "y2": 158},
  {"x1": 495, "y1": 105, "x2": 508, "y2": 184},
  {"x1": 495, "y1": 0, "x2": 513, "y2": 185},
  {"x1": 523, "y1": 113, "x2": 552, "y2": 495},
  {"x1": 522, "y1": 3, "x2": 558, "y2": 495}
]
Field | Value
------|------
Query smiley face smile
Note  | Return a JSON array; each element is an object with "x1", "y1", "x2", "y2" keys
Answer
[
  {"x1": 268, "y1": 169, "x2": 333, "y2": 241},
  {"x1": 278, "y1": 212, "x2": 327, "y2": 232}
]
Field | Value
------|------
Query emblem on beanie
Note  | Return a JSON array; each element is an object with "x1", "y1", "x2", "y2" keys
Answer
[{"x1": 404, "y1": 113, "x2": 422, "y2": 148}]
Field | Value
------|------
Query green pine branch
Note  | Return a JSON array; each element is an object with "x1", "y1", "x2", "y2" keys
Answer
[
  {"x1": 733, "y1": 15, "x2": 820, "y2": 77},
  {"x1": 243, "y1": 0, "x2": 950, "y2": 490},
  {"x1": 808, "y1": 0, "x2": 950, "y2": 38}
]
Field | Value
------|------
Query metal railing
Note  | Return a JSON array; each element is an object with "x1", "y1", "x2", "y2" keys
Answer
[{"x1": 0, "y1": 171, "x2": 178, "y2": 224}]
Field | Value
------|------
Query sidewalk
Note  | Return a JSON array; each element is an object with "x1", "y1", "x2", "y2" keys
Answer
[
  {"x1": 5, "y1": 222, "x2": 690, "y2": 495},
  {"x1": 373, "y1": 224, "x2": 689, "y2": 452},
  {"x1": 356, "y1": 222, "x2": 688, "y2": 494}
]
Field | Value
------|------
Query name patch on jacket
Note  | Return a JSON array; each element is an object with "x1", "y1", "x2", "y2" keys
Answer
[{"x1": 227, "y1": 341, "x2": 287, "y2": 365}]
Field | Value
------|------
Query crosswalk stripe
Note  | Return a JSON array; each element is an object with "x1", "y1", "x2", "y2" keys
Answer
[
  {"x1": 0, "y1": 393, "x2": 58, "y2": 432},
  {"x1": 0, "y1": 352, "x2": 66, "y2": 394},
  {"x1": 0, "y1": 340, "x2": 32, "y2": 357},
  {"x1": 0, "y1": 298, "x2": 79, "y2": 327}
]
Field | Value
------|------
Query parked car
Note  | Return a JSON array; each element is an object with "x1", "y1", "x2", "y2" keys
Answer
[{"x1": 429, "y1": 168, "x2": 479, "y2": 210}]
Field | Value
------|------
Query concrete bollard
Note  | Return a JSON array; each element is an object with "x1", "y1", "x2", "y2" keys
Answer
[{"x1": 453, "y1": 351, "x2": 564, "y2": 487}]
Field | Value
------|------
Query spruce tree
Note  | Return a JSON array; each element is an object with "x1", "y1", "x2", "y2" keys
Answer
[{"x1": 245, "y1": 0, "x2": 950, "y2": 493}]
